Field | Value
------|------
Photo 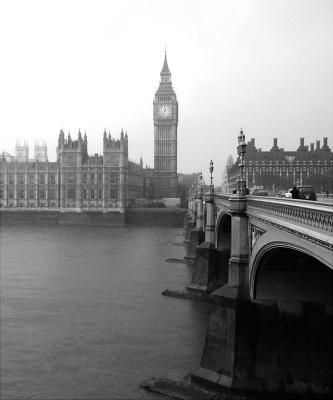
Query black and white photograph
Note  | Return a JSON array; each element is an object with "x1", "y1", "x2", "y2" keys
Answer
[{"x1": 0, "y1": 0, "x2": 332, "y2": 399}]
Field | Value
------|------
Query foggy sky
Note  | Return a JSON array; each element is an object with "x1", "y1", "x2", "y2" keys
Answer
[{"x1": 0, "y1": 0, "x2": 332, "y2": 183}]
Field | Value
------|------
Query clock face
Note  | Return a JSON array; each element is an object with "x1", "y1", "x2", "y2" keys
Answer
[{"x1": 158, "y1": 105, "x2": 171, "y2": 118}]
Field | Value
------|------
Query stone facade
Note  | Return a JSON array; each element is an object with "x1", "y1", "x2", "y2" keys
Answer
[
  {"x1": 15, "y1": 142, "x2": 29, "y2": 162},
  {"x1": 0, "y1": 54, "x2": 180, "y2": 209},
  {"x1": 153, "y1": 52, "x2": 178, "y2": 198},
  {"x1": 34, "y1": 142, "x2": 48, "y2": 162},
  {"x1": 0, "y1": 129, "x2": 146, "y2": 211},
  {"x1": 227, "y1": 137, "x2": 333, "y2": 193}
]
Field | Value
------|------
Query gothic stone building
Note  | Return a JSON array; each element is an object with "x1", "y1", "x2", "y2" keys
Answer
[
  {"x1": 152, "y1": 52, "x2": 178, "y2": 198},
  {"x1": 228, "y1": 137, "x2": 333, "y2": 193},
  {"x1": 0, "y1": 53, "x2": 178, "y2": 210},
  {"x1": 0, "y1": 130, "x2": 145, "y2": 210}
]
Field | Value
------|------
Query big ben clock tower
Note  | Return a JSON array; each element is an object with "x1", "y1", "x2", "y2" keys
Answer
[{"x1": 153, "y1": 51, "x2": 178, "y2": 199}]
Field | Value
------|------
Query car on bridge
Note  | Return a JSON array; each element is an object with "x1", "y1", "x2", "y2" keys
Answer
[
  {"x1": 285, "y1": 189, "x2": 292, "y2": 198},
  {"x1": 298, "y1": 185, "x2": 317, "y2": 201},
  {"x1": 285, "y1": 186, "x2": 316, "y2": 200},
  {"x1": 252, "y1": 188, "x2": 269, "y2": 196}
]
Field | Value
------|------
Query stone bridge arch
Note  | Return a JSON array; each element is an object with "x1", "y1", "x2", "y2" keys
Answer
[
  {"x1": 250, "y1": 242, "x2": 332, "y2": 302},
  {"x1": 215, "y1": 210, "x2": 231, "y2": 252},
  {"x1": 214, "y1": 210, "x2": 232, "y2": 287}
]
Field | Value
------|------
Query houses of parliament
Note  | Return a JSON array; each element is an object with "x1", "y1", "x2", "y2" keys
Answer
[{"x1": 0, "y1": 53, "x2": 179, "y2": 211}]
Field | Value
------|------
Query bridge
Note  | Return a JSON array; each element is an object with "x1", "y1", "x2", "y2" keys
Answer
[
  {"x1": 180, "y1": 189, "x2": 332, "y2": 396},
  {"x1": 187, "y1": 191, "x2": 332, "y2": 299},
  {"x1": 216, "y1": 194, "x2": 332, "y2": 300}
]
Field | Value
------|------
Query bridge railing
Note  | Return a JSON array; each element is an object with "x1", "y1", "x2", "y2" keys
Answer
[
  {"x1": 247, "y1": 196, "x2": 333, "y2": 233},
  {"x1": 214, "y1": 193, "x2": 232, "y2": 211}
]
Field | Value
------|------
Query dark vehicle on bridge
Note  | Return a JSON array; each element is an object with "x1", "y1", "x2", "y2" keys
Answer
[
  {"x1": 252, "y1": 188, "x2": 269, "y2": 196},
  {"x1": 298, "y1": 185, "x2": 317, "y2": 201}
]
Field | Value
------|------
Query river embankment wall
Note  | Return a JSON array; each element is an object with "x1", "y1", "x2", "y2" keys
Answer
[
  {"x1": 125, "y1": 208, "x2": 186, "y2": 227},
  {"x1": 0, "y1": 208, "x2": 186, "y2": 227}
]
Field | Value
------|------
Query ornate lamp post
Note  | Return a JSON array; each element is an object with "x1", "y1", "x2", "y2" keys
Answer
[
  {"x1": 196, "y1": 172, "x2": 203, "y2": 198},
  {"x1": 187, "y1": 187, "x2": 192, "y2": 212},
  {"x1": 196, "y1": 172, "x2": 204, "y2": 230},
  {"x1": 191, "y1": 184, "x2": 197, "y2": 223},
  {"x1": 188, "y1": 185, "x2": 193, "y2": 219},
  {"x1": 226, "y1": 129, "x2": 249, "y2": 294},
  {"x1": 209, "y1": 160, "x2": 214, "y2": 192},
  {"x1": 205, "y1": 160, "x2": 215, "y2": 244},
  {"x1": 237, "y1": 129, "x2": 247, "y2": 196}
]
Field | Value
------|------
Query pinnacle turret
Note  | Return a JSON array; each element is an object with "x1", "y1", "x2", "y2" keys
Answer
[
  {"x1": 161, "y1": 50, "x2": 170, "y2": 75},
  {"x1": 156, "y1": 50, "x2": 175, "y2": 94}
]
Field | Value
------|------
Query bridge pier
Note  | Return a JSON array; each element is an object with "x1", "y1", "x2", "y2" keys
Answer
[
  {"x1": 182, "y1": 196, "x2": 195, "y2": 257},
  {"x1": 220, "y1": 195, "x2": 250, "y2": 298},
  {"x1": 191, "y1": 296, "x2": 332, "y2": 396},
  {"x1": 188, "y1": 191, "x2": 226, "y2": 292},
  {"x1": 183, "y1": 212, "x2": 194, "y2": 248},
  {"x1": 184, "y1": 194, "x2": 205, "y2": 260},
  {"x1": 188, "y1": 242, "x2": 220, "y2": 291}
]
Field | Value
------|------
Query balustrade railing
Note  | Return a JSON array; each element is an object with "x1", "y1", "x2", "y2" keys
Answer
[
  {"x1": 215, "y1": 193, "x2": 231, "y2": 211},
  {"x1": 247, "y1": 196, "x2": 333, "y2": 233}
]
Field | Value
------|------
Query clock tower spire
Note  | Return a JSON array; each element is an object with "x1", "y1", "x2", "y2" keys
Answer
[
  {"x1": 153, "y1": 51, "x2": 178, "y2": 199},
  {"x1": 160, "y1": 50, "x2": 171, "y2": 82}
]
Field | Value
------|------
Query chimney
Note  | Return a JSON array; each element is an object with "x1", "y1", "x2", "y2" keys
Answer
[
  {"x1": 323, "y1": 137, "x2": 328, "y2": 147},
  {"x1": 300, "y1": 137, "x2": 304, "y2": 147},
  {"x1": 316, "y1": 140, "x2": 320, "y2": 150},
  {"x1": 310, "y1": 143, "x2": 314, "y2": 151}
]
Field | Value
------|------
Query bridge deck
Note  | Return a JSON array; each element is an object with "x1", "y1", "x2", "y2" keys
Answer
[{"x1": 214, "y1": 193, "x2": 333, "y2": 259}]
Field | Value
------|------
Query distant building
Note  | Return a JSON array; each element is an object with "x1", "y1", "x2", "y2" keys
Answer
[
  {"x1": 227, "y1": 137, "x2": 333, "y2": 193},
  {"x1": 15, "y1": 142, "x2": 29, "y2": 162},
  {"x1": 34, "y1": 142, "x2": 48, "y2": 162},
  {"x1": 0, "y1": 151, "x2": 15, "y2": 162}
]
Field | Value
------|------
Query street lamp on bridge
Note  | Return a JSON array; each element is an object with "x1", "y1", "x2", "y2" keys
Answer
[
  {"x1": 209, "y1": 160, "x2": 214, "y2": 193},
  {"x1": 237, "y1": 128, "x2": 247, "y2": 196},
  {"x1": 199, "y1": 172, "x2": 203, "y2": 197}
]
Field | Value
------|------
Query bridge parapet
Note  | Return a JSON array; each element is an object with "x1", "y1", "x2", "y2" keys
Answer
[
  {"x1": 247, "y1": 196, "x2": 333, "y2": 253},
  {"x1": 215, "y1": 193, "x2": 231, "y2": 212},
  {"x1": 247, "y1": 196, "x2": 333, "y2": 232}
]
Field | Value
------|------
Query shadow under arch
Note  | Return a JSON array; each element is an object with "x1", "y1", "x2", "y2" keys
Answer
[
  {"x1": 214, "y1": 212, "x2": 232, "y2": 286},
  {"x1": 251, "y1": 242, "x2": 332, "y2": 302},
  {"x1": 203, "y1": 205, "x2": 207, "y2": 232},
  {"x1": 215, "y1": 211, "x2": 231, "y2": 252}
]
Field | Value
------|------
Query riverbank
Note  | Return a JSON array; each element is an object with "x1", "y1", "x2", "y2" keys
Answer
[
  {"x1": 126, "y1": 208, "x2": 186, "y2": 227},
  {"x1": 0, "y1": 208, "x2": 186, "y2": 227}
]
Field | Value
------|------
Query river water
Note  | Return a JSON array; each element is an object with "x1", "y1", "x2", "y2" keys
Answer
[{"x1": 0, "y1": 224, "x2": 211, "y2": 400}]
